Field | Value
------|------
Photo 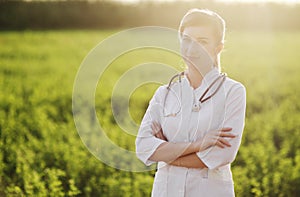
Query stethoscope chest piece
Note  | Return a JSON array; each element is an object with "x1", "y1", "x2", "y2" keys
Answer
[
  {"x1": 192, "y1": 102, "x2": 201, "y2": 112},
  {"x1": 163, "y1": 71, "x2": 226, "y2": 116}
]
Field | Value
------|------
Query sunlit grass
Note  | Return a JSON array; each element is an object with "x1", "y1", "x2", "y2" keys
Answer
[{"x1": 0, "y1": 29, "x2": 299, "y2": 196}]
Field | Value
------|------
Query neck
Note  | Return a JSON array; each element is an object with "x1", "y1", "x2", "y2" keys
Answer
[{"x1": 186, "y1": 66, "x2": 204, "y2": 89}]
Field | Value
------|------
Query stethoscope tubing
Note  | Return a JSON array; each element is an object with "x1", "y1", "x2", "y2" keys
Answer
[{"x1": 163, "y1": 71, "x2": 226, "y2": 117}]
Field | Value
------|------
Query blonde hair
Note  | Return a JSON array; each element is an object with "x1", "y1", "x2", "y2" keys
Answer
[{"x1": 178, "y1": 9, "x2": 226, "y2": 70}]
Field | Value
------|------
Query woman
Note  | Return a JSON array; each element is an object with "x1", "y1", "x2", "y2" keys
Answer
[{"x1": 136, "y1": 9, "x2": 246, "y2": 197}]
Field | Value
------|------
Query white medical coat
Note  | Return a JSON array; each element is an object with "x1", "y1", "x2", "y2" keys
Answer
[{"x1": 136, "y1": 68, "x2": 246, "y2": 197}]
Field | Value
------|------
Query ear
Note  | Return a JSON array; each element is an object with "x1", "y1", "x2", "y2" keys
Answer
[{"x1": 215, "y1": 43, "x2": 224, "y2": 54}]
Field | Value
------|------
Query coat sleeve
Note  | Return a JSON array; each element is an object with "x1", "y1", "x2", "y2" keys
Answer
[
  {"x1": 196, "y1": 83, "x2": 246, "y2": 169},
  {"x1": 135, "y1": 86, "x2": 167, "y2": 166}
]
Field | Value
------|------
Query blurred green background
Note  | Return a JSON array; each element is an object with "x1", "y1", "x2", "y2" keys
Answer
[{"x1": 1, "y1": 0, "x2": 300, "y2": 196}]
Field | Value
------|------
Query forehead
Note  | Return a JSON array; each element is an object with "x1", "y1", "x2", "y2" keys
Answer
[{"x1": 182, "y1": 26, "x2": 214, "y2": 40}]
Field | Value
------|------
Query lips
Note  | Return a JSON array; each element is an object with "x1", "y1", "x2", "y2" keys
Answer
[{"x1": 183, "y1": 55, "x2": 201, "y2": 60}]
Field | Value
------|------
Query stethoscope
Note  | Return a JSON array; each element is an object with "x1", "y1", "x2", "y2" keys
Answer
[{"x1": 163, "y1": 71, "x2": 227, "y2": 117}]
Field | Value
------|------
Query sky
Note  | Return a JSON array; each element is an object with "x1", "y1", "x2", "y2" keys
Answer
[{"x1": 114, "y1": 0, "x2": 300, "y2": 4}]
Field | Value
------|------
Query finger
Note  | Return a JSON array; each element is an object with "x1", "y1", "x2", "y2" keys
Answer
[
  {"x1": 157, "y1": 132, "x2": 165, "y2": 140},
  {"x1": 151, "y1": 123, "x2": 155, "y2": 131},
  {"x1": 152, "y1": 122, "x2": 162, "y2": 133},
  {"x1": 153, "y1": 122, "x2": 160, "y2": 131},
  {"x1": 158, "y1": 131, "x2": 168, "y2": 141},
  {"x1": 158, "y1": 132, "x2": 164, "y2": 139},
  {"x1": 218, "y1": 138, "x2": 231, "y2": 147},
  {"x1": 216, "y1": 141, "x2": 225, "y2": 148},
  {"x1": 156, "y1": 131, "x2": 162, "y2": 138},
  {"x1": 151, "y1": 124, "x2": 156, "y2": 135},
  {"x1": 155, "y1": 122, "x2": 162, "y2": 132},
  {"x1": 153, "y1": 121, "x2": 159, "y2": 127},
  {"x1": 220, "y1": 127, "x2": 232, "y2": 132},
  {"x1": 219, "y1": 132, "x2": 236, "y2": 138}
]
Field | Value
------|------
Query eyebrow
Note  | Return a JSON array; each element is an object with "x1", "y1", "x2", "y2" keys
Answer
[
  {"x1": 182, "y1": 35, "x2": 209, "y2": 41},
  {"x1": 195, "y1": 37, "x2": 209, "y2": 40}
]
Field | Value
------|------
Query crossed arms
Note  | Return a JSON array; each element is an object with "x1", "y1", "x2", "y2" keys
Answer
[
  {"x1": 135, "y1": 84, "x2": 246, "y2": 169},
  {"x1": 148, "y1": 122, "x2": 235, "y2": 168}
]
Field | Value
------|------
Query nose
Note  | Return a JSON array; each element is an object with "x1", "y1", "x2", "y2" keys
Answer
[{"x1": 183, "y1": 40, "x2": 201, "y2": 58}]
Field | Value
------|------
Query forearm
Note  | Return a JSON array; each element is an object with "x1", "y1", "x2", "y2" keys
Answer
[
  {"x1": 170, "y1": 153, "x2": 208, "y2": 168},
  {"x1": 148, "y1": 141, "x2": 198, "y2": 163}
]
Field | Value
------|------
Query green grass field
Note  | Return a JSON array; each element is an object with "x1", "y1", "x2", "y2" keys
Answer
[{"x1": 0, "y1": 29, "x2": 300, "y2": 196}]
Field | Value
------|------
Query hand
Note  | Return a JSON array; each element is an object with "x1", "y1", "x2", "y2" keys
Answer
[
  {"x1": 193, "y1": 128, "x2": 236, "y2": 151},
  {"x1": 151, "y1": 122, "x2": 168, "y2": 141}
]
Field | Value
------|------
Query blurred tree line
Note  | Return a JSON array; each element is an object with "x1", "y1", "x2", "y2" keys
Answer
[
  {"x1": 0, "y1": 0, "x2": 300, "y2": 31},
  {"x1": 1, "y1": 1, "x2": 300, "y2": 196}
]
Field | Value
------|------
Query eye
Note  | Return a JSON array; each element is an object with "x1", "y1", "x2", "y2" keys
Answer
[{"x1": 197, "y1": 39, "x2": 208, "y2": 45}]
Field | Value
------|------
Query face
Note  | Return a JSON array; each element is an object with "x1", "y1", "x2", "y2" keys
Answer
[{"x1": 180, "y1": 26, "x2": 223, "y2": 75}]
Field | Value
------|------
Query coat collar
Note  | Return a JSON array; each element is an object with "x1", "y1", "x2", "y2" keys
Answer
[{"x1": 183, "y1": 67, "x2": 221, "y2": 92}]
